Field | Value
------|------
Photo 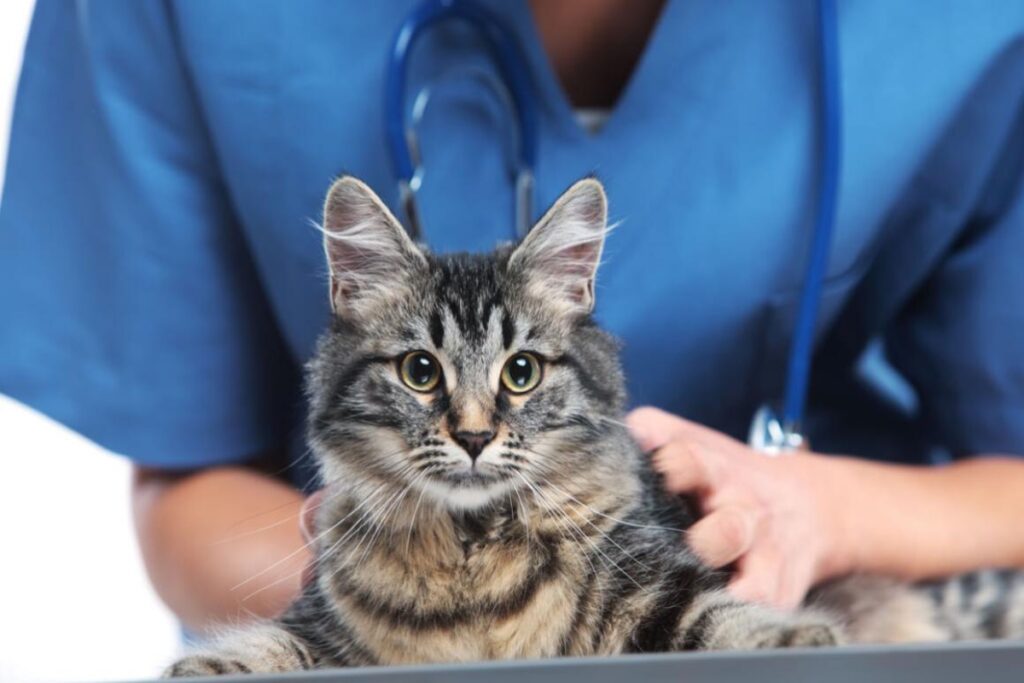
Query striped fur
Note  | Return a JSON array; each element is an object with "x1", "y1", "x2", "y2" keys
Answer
[{"x1": 165, "y1": 178, "x2": 1024, "y2": 677}]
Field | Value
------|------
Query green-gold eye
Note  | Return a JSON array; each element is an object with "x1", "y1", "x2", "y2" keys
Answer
[
  {"x1": 400, "y1": 351, "x2": 441, "y2": 392},
  {"x1": 501, "y1": 353, "x2": 542, "y2": 394}
]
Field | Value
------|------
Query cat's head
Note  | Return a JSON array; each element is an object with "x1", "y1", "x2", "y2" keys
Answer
[{"x1": 307, "y1": 176, "x2": 626, "y2": 511}]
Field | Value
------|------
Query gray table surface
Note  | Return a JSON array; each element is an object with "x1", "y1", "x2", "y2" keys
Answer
[{"x1": 130, "y1": 641, "x2": 1024, "y2": 683}]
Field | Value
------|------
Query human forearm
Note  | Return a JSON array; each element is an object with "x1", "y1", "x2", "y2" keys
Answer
[
  {"x1": 131, "y1": 465, "x2": 309, "y2": 634},
  {"x1": 819, "y1": 455, "x2": 1024, "y2": 581}
]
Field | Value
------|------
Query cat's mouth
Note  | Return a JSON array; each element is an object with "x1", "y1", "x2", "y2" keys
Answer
[
  {"x1": 437, "y1": 468, "x2": 503, "y2": 487},
  {"x1": 416, "y1": 460, "x2": 516, "y2": 510}
]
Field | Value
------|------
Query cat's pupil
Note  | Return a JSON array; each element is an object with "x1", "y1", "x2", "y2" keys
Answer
[
  {"x1": 408, "y1": 355, "x2": 436, "y2": 385},
  {"x1": 508, "y1": 356, "x2": 532, "y2": 386}
]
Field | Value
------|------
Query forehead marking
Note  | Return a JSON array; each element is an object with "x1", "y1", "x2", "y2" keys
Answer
[
  {"x1": 429, "y1": 309, "x2": 444, "y2": 349},
  {"x1": 434, "y1": 256, "x2": 504, "y2": 344},
  {"x1": 501, "y1": 310, "x2": 515, "y2": 350}
]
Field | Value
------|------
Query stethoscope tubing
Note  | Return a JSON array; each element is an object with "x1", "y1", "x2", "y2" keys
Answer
[{"x1": 781, "y1": 0, "x2": 842, "y2": 435}]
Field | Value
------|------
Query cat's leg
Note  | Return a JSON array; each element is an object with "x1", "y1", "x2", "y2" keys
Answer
[
  {"x1": 922, "y1": 570, "x2": 1024, "y2": 641},
  {"x1": 671, "y1": 590, "x2": 842, "y2": 651},
  {"x1": 811, "y1": 571, "x2": 1024, "y2": 644},
  {"x1": 809, "y1": 575, "x2": 949, "y2": 644},
  {"x1": 163, "y1": 623, "x2": 317, "y2": 678}
]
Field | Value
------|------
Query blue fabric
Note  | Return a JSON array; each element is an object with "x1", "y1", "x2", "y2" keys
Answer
[{"x1": 2, "y1": 0, "x2": 1023, "y2": 468}]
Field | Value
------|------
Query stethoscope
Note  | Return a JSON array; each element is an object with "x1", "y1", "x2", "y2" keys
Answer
[{"x1": 385, "y1": 0, "x2": 842, "y2": 455}]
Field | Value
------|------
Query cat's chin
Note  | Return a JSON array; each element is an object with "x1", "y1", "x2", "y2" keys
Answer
[{"x1": 419, "y1": 478, "x2": 514, "y2": 512}]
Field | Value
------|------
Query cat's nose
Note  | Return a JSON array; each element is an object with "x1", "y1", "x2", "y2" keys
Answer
[{"x1": 453, "y1": 430, "x2": 495, "y2": 460}]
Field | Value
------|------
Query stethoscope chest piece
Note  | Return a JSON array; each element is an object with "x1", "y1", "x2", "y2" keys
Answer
[{"x1": 747, "y1": 405, "x2": 805, "y2": 455}]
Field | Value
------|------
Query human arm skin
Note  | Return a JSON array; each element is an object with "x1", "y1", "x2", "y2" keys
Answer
[
  {"x1": 822, "y1": 454, "x2": 1024, "y2": 580},
  {"x1": 627, "y1": 406, "x2": 1024, "y2": 609},
  {"x1": 131, "y1": 462, "x2": 310, "y2": 634}
]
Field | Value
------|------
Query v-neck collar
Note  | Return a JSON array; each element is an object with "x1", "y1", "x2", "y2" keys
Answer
[{"x1": 483, "y1": 0, "x2": 680, "y2": 143}]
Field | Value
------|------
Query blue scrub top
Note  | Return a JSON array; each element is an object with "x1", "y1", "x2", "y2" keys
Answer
[{"x1": 2, "y1": 1, "x2": 1024, "y2": 471}]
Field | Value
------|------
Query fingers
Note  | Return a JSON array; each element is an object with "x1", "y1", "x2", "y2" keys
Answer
[
  {"x1": 635, "y1": 406, "x2": 720, "y2": 495},
  {"x1": 728, "y1": 552, "x2": 784, "y2": 608},
  {"x1": 773, "y1": 556, "x2": 816, "y2": 610},
  {"x1": 686, "y1": 505, "x2": 757, "y2": 568},
  {"x1": 626, "y1": 406, "x2": 693, "y2": 451},
  {"x1": 728, "y1": 550, "x2": 810, "y2": 611},
  {"x1": 651, "y1": 439, "x2": 718, "y2": 493},
  {"x1": 631, "y1": 407, "x2": 816, "y2": 611},
  {"x1": 629, "y1": 405, "x2": 748, "y2": 452}
]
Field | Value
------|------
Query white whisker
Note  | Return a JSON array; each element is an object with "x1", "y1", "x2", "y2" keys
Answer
[{"x1": 237, "y1": 483, "x2": 392, "y2": 602}]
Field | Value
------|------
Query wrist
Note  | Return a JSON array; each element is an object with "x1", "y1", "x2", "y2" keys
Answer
[{"x1": 793, "y1": 452, "x2": 862, "y2": 581}]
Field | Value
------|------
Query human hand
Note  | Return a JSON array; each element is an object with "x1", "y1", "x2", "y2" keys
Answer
[{"x1": 626, "y1": 406, "x2": 849, "y2": 609}]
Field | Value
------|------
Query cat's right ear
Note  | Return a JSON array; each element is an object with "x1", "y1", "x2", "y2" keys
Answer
[
  {"x1": 508, "y1": 178, "x2": 608, "y2": 316},
  {"x1": 322, "y1": 176, "x2": 426, "y2": 319}
]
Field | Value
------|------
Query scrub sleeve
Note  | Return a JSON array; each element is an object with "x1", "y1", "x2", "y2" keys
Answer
[
  {"x1": 886, "y1": 155, "x2": 1024, "y2": 457},
  {"x1": 0, "y1": 1, "x2": 297, "y2": 468}
]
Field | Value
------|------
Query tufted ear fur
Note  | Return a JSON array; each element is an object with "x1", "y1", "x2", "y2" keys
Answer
[
  {"x1": 322, "y1": 176, "x2": 426, "y2": 320},
  {"x1": 508, "y1": 178, "x2": 608, "y2": 315}
]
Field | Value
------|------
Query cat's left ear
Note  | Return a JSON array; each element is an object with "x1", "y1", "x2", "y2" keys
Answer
[
  {"x1": 509, "y1": 177, "x2": 608, "y2": 315},
  {"x1": 322, "y1": 176, "x2": 426, "y2": 319}
]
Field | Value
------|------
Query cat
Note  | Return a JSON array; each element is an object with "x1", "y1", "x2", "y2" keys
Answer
[{"x1": 165, "y1": 176, "x2": 1023, "y2": 676}]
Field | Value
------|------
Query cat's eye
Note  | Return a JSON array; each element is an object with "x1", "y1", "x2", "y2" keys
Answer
[
  {"x1": 400, "y1": 351, "x2": 442, "y2": 392},
  {"x1": 501, "y1": 353, "x2": 542, "y2": 394}
]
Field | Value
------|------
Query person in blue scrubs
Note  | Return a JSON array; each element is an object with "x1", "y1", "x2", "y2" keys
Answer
[{"x1": 2, "y1": 1, "x2": 1024, "y2": 630}]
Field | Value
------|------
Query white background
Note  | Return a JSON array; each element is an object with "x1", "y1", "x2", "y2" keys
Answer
[{"x1": 0, "y1": 2, "x2": 181, "y2": 681}]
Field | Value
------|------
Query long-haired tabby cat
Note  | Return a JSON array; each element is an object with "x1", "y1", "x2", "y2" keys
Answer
[{"x1": 166, "y1": 177, "x2": 1023, "y2": 676}]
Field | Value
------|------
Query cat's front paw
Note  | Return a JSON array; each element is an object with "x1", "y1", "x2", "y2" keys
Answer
[
  {"x1": 163, "y1": 654, "x2": 253, "y2": 678},
  {"x1": 757, "y1": 621, "x2": 842, "y2": 649}
]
